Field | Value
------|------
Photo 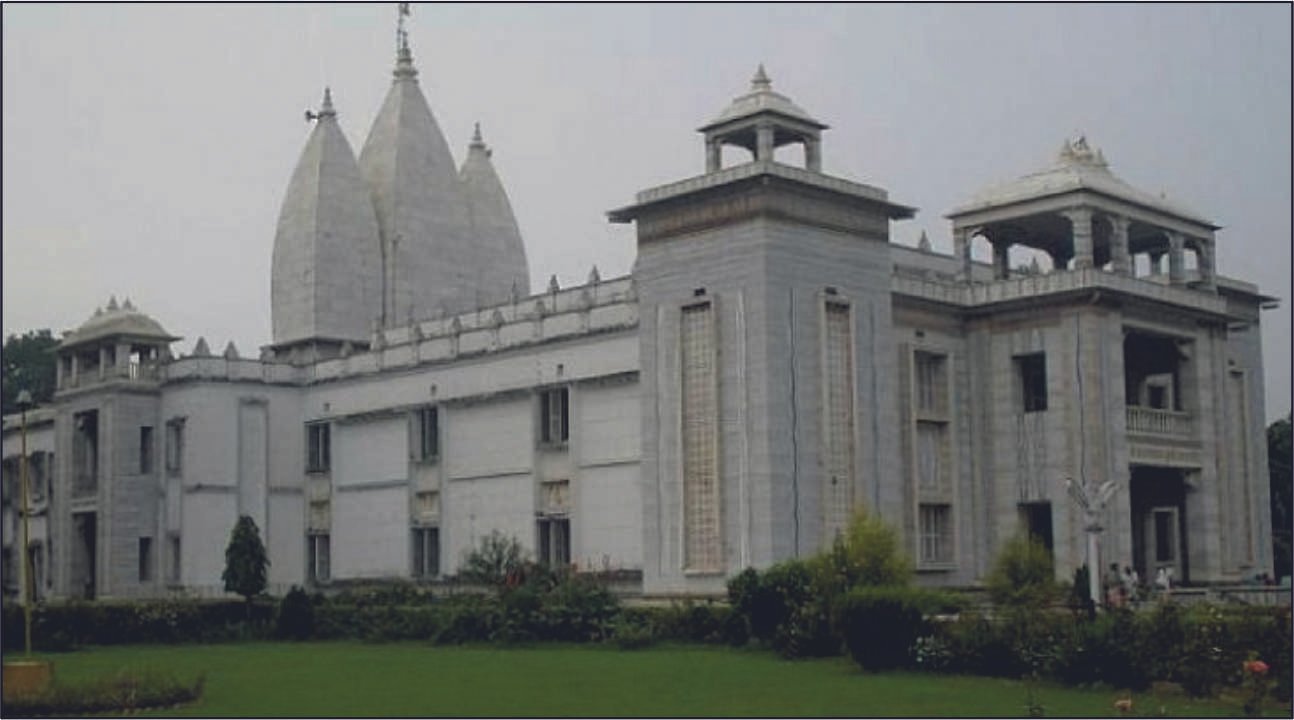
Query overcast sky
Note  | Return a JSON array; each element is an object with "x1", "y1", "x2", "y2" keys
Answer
[{"x1": 3, "y1": 4, "x2": 1289, "y2": 421}]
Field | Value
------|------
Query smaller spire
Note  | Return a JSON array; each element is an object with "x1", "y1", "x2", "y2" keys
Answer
[
  {"x1": 548, "y1": 275, "x2": 561, "y2": 294},
  {"x1": 122, "y1": 297, "x2": 136, "y2": 311},
  {"x1": 192, "y1": 337, "x2": 211, "y2": 357},
  {"x1": 223, "y1": 341, "x2": 240, "y2": 360},
  {"x1": 917, "y1": 230, "x2": 932, "y2": 253},
  {"x1": 107, "y1": 295, "x2": 119, "y2": 312},
  {"x1": 751, "y1": 64, "x2": 772, "y2": 92},
  {"x1": 588, "y1": 265, "x2": 601, "y2": 285}
]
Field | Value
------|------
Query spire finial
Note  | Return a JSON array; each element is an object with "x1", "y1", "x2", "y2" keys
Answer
[
  {"x1": 751, "y1": 63, "x2": 771, "y2": 91},
  {"x1": 393, "y1": 3, "x2": 418, "y2": 79},
  {"x1": 470, "y1": 121, "x2": 485, "y2": 148},
  {"x1": 305, "y1": 87, "x2": 336, "y2": 122}
]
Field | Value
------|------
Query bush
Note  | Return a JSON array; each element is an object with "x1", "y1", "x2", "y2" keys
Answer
[
  {"x1": 986, "y1": 533, "x2": 1056, "y2": 609},
  {"x1": 458, "y1": 531, "x2": 527, "y2": 588},
  {"x1": 2, "y1": 669, "x2": 204, "y2": 716},
  {"x1": 276, "y1": 586, "x2": 314, "y2": 640},
  {"x1": 838, "y1": 586, "x2": 934, "y2": 671},
  {"x1": 611, "y1": 615, "x2": 656, "y2": 650},
  {"x1": 772, "y1": 597, "x2": 838, "y2": 659}
]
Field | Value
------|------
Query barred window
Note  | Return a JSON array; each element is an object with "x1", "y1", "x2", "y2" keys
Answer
[
  {"x1": 1017, "y1": 353, "x2": 1047, "y2": 413},
  {"x1": 539, "y1": 388, "x2": 570, "y2": 446},
  {"x1": 411, "y1": 527, "x2": 440, "y2": 578},
  {"x1": 537, "y1": 517, "x2": 571, "y2": 567},
  {"x1": 919, "y1": 504, "x2": 952, "y2": 564},
  {"x1": 414, "y1": 407, "x2": 439, "y2": 462},
  {"x1": 681, "y1": 301, "x2": 720, "y2": 572},
  {"x1": 306, "y1": 423, "x2": 331, "y2": 473},
  {"x1": 307, "y1": 533, "x2": 330, "y2": 582},
  {"x1": 914, "y1": 352, "x2": 947, "y2": 415},
  {"x1": 139, "y1": 426, "x2": 154, "y2": 475}
]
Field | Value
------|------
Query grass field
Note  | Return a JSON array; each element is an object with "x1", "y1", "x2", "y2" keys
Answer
[{"x1": 17, "y1": 642, "x2": 1278, "y2": 717}]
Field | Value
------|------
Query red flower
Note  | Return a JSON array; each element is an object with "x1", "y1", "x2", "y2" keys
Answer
[{"x1": 1244, "y1": 659, "x2": 1270, "y2": 675}]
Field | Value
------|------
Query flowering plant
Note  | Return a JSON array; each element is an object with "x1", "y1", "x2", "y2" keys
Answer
[
  {"x1": 1113, "y1": 696, "x2": 1134, "y2": 715},
  {"x1": 1242, "y1": 652, "x2": 1271, "y2": 717}
]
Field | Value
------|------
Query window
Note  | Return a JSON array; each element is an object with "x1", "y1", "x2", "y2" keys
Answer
[
  {"x1": 1017, "y1": 353, "x2": 1048, "y2": 413},
  {"x1": 411, "y1": 527, "x2": 440, "y2": 578},
  {"x1": 138, "y1": 537, "x2": 153, "y2": 582},
  {"x1": 1147, "y1": 385, "x2": 1167, "y2": 410},
  {"x1": 539, "y1": 388, "x2": 570, "y2": 446},
  {"x1": 165, "y1": 418, "x2": 185, "y2": 475},
  {"x1": 29, "y1": 453, "x2": 47, "y2": 503},
  {"x1": 139, "y1": 426, "x2": 154, "y2": 474},
  {"x1": 73, "y1": 410, "x2": 99, "y2": 496},
  {"x1": 916, "y1": 422, "x2": 949, "y2": 495},
  {"x1": 306, "y1": 423, "x2": 331, "y2": 473},
  {"x1": 168, "y1": 533, "x2": 181, "y2": 584},
  {"x1": 414, "y1": 407, "x2": 439, "y2": 462},
  {"x1": 537, "y1": 517, "x2": 571, "y2": 567},
  {"x1": 919, "y1": 504, "x2": 952, "y2": 564},
  {"x1": 914, "y1": 352, "x2": 947, "y2": 415},
  {"x1": 681, "y1": 301, "x2": 720, "y2": 571},
  {"x1": 307, "y1": 533, "x2": 330, "y2": 582}
]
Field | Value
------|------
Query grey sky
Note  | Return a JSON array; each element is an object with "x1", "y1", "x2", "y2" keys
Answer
[{"x1": 3, "y1": 4, "x2": 1289, "y2": 421}]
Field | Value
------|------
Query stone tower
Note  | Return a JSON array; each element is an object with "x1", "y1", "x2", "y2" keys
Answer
[
  {"x1": 460, "y1": 122, "x2": 531, "y2": 303},
  {"x1": 611, "y1": 67, "x2": 915, "y2": 595}
]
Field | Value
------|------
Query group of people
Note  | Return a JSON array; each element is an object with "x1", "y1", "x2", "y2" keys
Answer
[{"x1": 1104, "y1": 563, "x2": 1175, "y2": 608}]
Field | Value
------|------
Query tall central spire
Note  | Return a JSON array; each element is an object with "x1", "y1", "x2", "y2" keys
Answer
[{"x1": 394, "y1": 2, "x2": 417, "y2": 79}]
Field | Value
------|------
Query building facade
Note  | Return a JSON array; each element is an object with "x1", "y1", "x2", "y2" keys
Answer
[{"x1": 0, "y1": 36, "x2": 1276, "y2": 601}]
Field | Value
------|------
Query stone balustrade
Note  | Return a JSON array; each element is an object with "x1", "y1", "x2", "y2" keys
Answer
[{"x1": 1126, "y1": 406, "x2": 1194, "y2": 437}]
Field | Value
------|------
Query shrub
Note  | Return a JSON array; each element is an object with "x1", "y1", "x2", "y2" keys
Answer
[
  {"x1": 837, "y1": 586, "x2": 935, "y2": 671},
  {"x1": 276, "y1": 586, "x2": 315, "y2": 640},
  {"x1": 458, "y1": 531, "x2": 527, "y2": 588},
  {"x1": 986, "y1": 532, "x2": 1056, "y2": 609},
  {"x1": 222, "y1": 515, "x2": 269, "y2": 613},
  {"x1": 772, "y1": 597, "x2": 838, "y2": 659},
  {"x1": 611, "y1": 615, "x2": 656, "y2": 650},
  {"x1": 2, "y1": 669, "x2": 204, "y2": 716}
]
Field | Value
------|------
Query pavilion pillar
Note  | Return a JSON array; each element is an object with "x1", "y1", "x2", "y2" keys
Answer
[
  {"x1": 1167, "y1": 232, "x2": 1186, "y2": 286},
  {"x1": 755, "y1": 123, "x2": 774, "y2": 162},
  {"x1": 1197, "y1": 238, "x2": 1216, "y2": 290},
  {"x1": 705, "y1": 139, "x2": 721, "y2": 173},
  {"x1": 991, "y1": 238, "x2": 1011, "y2": 280},
  {"x1": 1062, "y1": 208, "x2": 1095, "y2": 270},
  {"x1": 953, "y1": 228, "x2": 974, "y2": 283},
  {"x1": 1109, "y1": 215, "x2": 1132, "y2": 276},
  {"x1": 805, "y1": 138, "x2": 822, "y2": 172}
]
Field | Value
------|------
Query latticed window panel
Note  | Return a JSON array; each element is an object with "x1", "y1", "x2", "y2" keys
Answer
[
  {"x1": 914, "y1": 352, "x2": 947, "y2": 416},
  {"x1": 822, "y1": 301, "x2": 855, "y2": 541},
  {"x1": 916, "y1": 421, "x2": 950, "y2": 497},
  {"x1": 919, "y1": 503, "x2": 952, "y2": 564},
  {"x1": 681, "y1": 302, "x2": 720, "y2": 572}
]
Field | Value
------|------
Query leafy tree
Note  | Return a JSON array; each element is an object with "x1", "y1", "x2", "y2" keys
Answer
[
  {"x1": 1270, "y1": 413, "x2": 1292, "y2": 579},
  {"x1": 2, "y1": 329, "x2": 58, "y2": 414},
  {"x1": 222, "y1": 515, "x2": 269, "y2": 614}
]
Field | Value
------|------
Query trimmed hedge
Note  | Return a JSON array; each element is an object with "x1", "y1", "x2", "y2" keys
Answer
[
  {"x1": 2, "y1": 599, "x2": 275, "y2": 651},
  {"x1": 1, "y1": 669, "x2": 204, "y2": 716},
  {"x1": 837, "y1": 586, "x2": 934, "y2": 671}
]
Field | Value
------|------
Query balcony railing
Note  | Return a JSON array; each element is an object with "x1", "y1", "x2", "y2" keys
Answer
[{"x1": 1126, "y1": 406, "x2": 1193, "y2": 437}]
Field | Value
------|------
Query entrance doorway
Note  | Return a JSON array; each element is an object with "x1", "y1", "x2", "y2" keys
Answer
[
  {"x1": 72, "y1": 512, "x2": 96, "y2": 599},
  {"x1": 1130, "y1": 467, "x2": 1187, "y2": 584},
  {"x1": 1018, "y1": 501, "x2": 1055, "y2": 558}
]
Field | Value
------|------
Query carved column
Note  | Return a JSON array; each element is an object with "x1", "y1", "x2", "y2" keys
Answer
[
  {"x1": 953, "y1": 228, "x2": 974, "y2": 283},
  {"x1": 991, "y1": 238, "x2": 1011, "y2": 280},
  {"x1": 97, "y1": 346, "x2": 108, "y2": 380},
  {"x1": 69, "y1": 354, "x2": 79, "y2": 388},
  {"x1": 755, "y1": 123, "x2": 774, "y2": 162},
  {"x1": 1197, "y1": 238, "x2": 1216, "y2": 290},
  {"x1": 805, "y1": 138, "x2": 822, "y2": 172},
  {"x1": 1062, "y1": 208, "x2": 1095, "y2": 269},
  {"x1": 705, "y1": 139, "x2": 721, "y2": 173},
  {"x1": 1108, "y1": 215, "x2": 1132, "y2": 276},
  {"x1": 1167, "y1": 232, "x2": 1186, "y2": 286}
]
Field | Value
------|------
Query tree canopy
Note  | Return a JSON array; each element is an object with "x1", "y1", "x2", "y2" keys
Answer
[
  {"x1": 1269, "y1": 413, "x2": 1291, "y2": 579},
  {"x1": 223, "y1": 515, "x2": 269, "y2": 605},
  {"x1": 2, "y1": 329, "x2": 58, "y2": 414}
]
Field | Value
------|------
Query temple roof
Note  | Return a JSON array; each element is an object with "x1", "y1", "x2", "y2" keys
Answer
[
  {"x1": 271, "y1": 87, "x2": 382, "y2": 345},
  {"x1": 948, "y1": 136, "x2": 1216, "y2": 228},
  {"x1": 459, "y1": 123, "x2": 530, "y2": 301},
  {"x1": 699, "y1": 65, "x2": 827, "y2": 132},
  {"x1": 358, "y1": 44, "x2": 477, "y2": 325},
  {"x1": 60, "y1": 297, "x2": 178, "y2": 349}
]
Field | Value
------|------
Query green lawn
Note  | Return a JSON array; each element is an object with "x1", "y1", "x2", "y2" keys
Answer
[{"x1": 14, "y1": 642, "x2": 1278, "y2": 717}]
